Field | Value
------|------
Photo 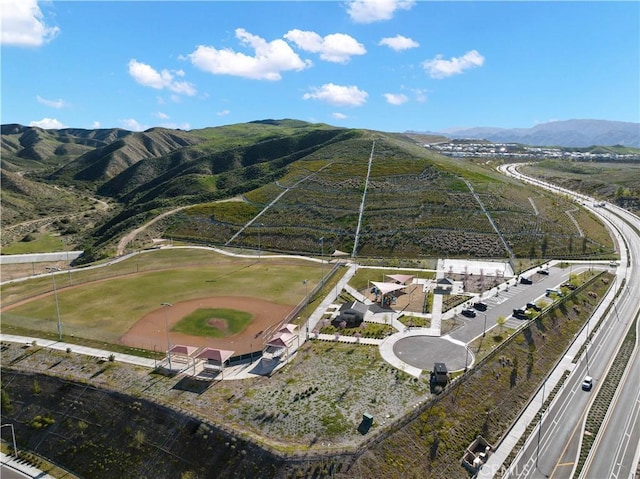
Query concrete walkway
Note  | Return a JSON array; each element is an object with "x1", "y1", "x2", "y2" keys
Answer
[
  {"x1": 0, "y1": 334, "x2": 156, "y2": 368},
  {"x1": 1, "y1": 452, "x2": 56, "y2": 479}
]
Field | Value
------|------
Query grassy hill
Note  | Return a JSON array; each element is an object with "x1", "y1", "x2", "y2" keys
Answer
[{"x1": 1, "y1": 120, "x2": 615, "y2": 263}]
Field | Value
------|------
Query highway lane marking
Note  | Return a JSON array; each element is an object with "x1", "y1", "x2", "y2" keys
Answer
[{"x1": 547, "y1": 403, "x2": 589, "y2": 478}]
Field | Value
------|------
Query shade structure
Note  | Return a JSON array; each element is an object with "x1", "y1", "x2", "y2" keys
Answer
[
  {"x1": 278, "y1": 323, "x2": 297, "y2": 335},
  {"x1": 371, "y1": 281, "x2": 407, "y2": 295},
  {"x1": 386, "y1": 274, "x2": 414, "y2": 284},
  {"x1": 169, "y1": 345, "x2": 198, "y2": 356},
  {"x1": 196, "y1": 348, "x2": 235, "y2": 363},
  {"x1": 266, "y1": 331, "x2": 296, "y2": 348},
  {"x1": 331, "y1": 250, "x2": 350, "y2": 257}
]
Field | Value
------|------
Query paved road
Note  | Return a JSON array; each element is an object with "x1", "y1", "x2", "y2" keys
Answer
[
  {"x1": 578, "y1": 205, "x2": 640, "y2": 479},
  {"x1": 494, "y1": 164, "x2": 640, "y2": 479}
]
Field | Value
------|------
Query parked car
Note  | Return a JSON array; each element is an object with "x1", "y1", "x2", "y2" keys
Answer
[
  {"x1": 461, "y1": 309, "x2": 477, "y2": 318},
  {"x1": 582, "y1": 376, "x2": 593, "y2": 391},
  {"x1": 512, "y1": 309, "x2": 528, "y2": 320},
  {"x1": 526, "y1": 302, "x2": 542, "y2": 312},
  {"x1": 473, "y1": 302, "x2": 488, "y2": 311},
  {"x1": 520, "y1": 277, "x2": 533, "y2": 285},
  {"x1": 538, "y1": 269, "x2": 550, "y2": 275}
]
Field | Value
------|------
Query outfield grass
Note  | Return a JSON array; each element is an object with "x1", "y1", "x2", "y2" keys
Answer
[
  {"x1": 0, "y1": 249, "x2": 323, "y2": 344},
  {"x1": 173, "y1": 308, "x2": 253, "y2": 337}
]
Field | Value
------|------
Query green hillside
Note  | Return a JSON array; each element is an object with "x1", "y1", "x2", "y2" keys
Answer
[{"x1": 0, "y1": 120, "x2": 615, "y2": 263}]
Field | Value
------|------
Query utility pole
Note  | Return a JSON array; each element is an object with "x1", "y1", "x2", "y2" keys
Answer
[
  {"x1": 46, "y1": 267, "x2": 62, "y2": 340},
  {"x1": 162, "y1": 303, "x2": 173, "y2": 371},
  {"x1": 303, "y1": 279, "x2": 309, "y2": 339}
]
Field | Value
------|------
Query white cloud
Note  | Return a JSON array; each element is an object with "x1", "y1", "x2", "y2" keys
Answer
[
  {"x1": 92, "y1": 121, "x2": 101, "y2": 129},
  {"x1": 128, "y1": 59, "x2": 196, "y2": 95},
  {"x1": 120, "y1": 118, "x2": 146, "y2": 131},
  {"x1": 188, "y1": 28, "x2": 311, "y2": 81},
  {"x1": 332, "y1": 112, "x2": 348, "y2": 120},
  {"x1": 346, "y1": 0, "x2": 415, "y2": 24},
  {"x1": 303, "y1": 83, "x2": 368, "y2": 107},
  {"x1": 217, "y1": 110, "x2": 231, "y2": 117},
  {"x1": 36, "y1": 95, "x2": 66, "y2": 109},
  {"x1": 284, "y1": 30, "x2": 366, "y2": 64},
  {"x1": 29, "y1": 117, "x2": 65, "y2": 129},
  {"x1": 379, "y1": 35, "x2": 419, "y2": 51},
  {"x1": 159, "y1": 122, "x2": 190, "y2": 130},
  {"x1": 422, "y1": 50, "x2": 485, "y2": 79},
  {"x1": 413, "y1": 88, "x2": 428, "y2": 103},
  {"x1": 384, "y1": 93, "x2": 408, "y2": 105},
  {"x1": 1, "y1": 0, "x2": 60, "y2": 47},
  {"x1": 155, "y1": 112, "x2": 170, "y2": 120}
]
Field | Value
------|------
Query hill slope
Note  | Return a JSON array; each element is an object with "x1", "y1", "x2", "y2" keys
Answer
[
  {"x1": 1, "y1": 120, "x2": 615, "y2": 263},
  {"x1": 424, "y1": 119, "x2": 640, "y2": 147}
]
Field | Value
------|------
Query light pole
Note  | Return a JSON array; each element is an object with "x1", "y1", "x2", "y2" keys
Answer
[
  {"x1": 258, "y1": 222, "x2": 264, "y2": 259},
  {"x1": 1, "y1": 423, "x2": 18, "y2": 457},
  {"x1": 536, "y1": 380, "x2": 546, "y2": 470},
  {"x1": 319, "y1": 237, "x2": 324, "y2": 285},
  {"x1": 483, "y1": 313, "x2": 487, "y2": 338},
  {"x1": 464, "y1": 346, "x2": 470, "y2": 372},
  {"x1": 46, "y1": 267, "x2": 62, "y2": 340},
  {"x1": 303, "y1": 279, "x2": 309, "y2": 339},
  {"x1": 162, "y1": 303, "x2": 173, "y2": 370}
]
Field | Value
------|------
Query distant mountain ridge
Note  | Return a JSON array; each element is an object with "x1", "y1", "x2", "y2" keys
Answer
[{"x1": 414, "y1": 119, "x2": 640, "y2": 147}]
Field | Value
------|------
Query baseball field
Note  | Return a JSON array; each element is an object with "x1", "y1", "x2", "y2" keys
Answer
[{"x1": 0, "y1": 248, "x2": 325, "y2": 355}]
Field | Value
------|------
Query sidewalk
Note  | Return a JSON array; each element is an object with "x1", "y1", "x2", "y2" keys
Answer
[
  {"x1": 0, "y1": 334, "x2": 156, "y2": 368},
  {"x1": 1, "y1": 452, "x2": 55, "y2": 479}
]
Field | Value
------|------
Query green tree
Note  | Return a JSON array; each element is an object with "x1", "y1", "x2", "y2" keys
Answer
[
  {"x1": 615, "y1": 186, "x2": 624, "y2": 199},
  {"x1": 496, "y1": 316, "x2": 506, "y2": 334},
  {"x1": 1, "y1": 388, "x2": 12, "y2": 412}
]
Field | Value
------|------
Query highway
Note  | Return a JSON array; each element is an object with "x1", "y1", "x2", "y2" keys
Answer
[{"x1": 497, "y1": 164, "x2": 640, "y2": 479}]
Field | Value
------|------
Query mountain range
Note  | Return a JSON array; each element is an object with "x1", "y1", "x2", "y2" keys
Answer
[{"x1": 417, "y1": 119, "x2": 640, "y2": 147}]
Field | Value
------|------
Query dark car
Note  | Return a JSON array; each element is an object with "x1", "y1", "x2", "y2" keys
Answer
[
  {"x1": 526, "y1": 302, "x2": 542, "y2": 312},
  {"x1": 461, "y1": 309, "x2": 477, "y2": 318},
  {"x1": 538, "y1": 269, "x2": 550, "y2": 275},
  {"x1": 520, "y1": 277, "x2": 533, "y2": 285},
  {"x1": 512, "y1": 308, "x2": 527, "y2": 320},
  {"x1": 473, "y1": 302, "x2": 488, "y2": 311}
]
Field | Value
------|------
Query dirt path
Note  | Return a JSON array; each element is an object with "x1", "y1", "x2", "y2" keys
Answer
[
  {"x1": 116, "y1": 196, "x2": 245, "y2": 256},
  {"x1": 116, "y1": 206, "x2": 187, "y2": 256}
]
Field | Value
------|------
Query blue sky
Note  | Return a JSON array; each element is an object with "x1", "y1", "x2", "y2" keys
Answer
[{"x1": 2, "y1": 0, "x2": 639, "y2": 133}]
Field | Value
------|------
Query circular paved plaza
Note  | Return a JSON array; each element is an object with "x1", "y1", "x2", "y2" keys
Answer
[{"x1": 393, "y1": 335, "x2": 473, "y2": 372}]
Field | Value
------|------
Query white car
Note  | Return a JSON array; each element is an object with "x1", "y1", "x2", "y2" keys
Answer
[{"x1": 582, "y1": 376, "x2": 593, "y2": 391}]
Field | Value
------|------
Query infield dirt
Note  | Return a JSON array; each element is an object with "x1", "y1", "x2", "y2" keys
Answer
[{"x1": 120, "y1": 296, "x2": 294, "y2": 355}]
